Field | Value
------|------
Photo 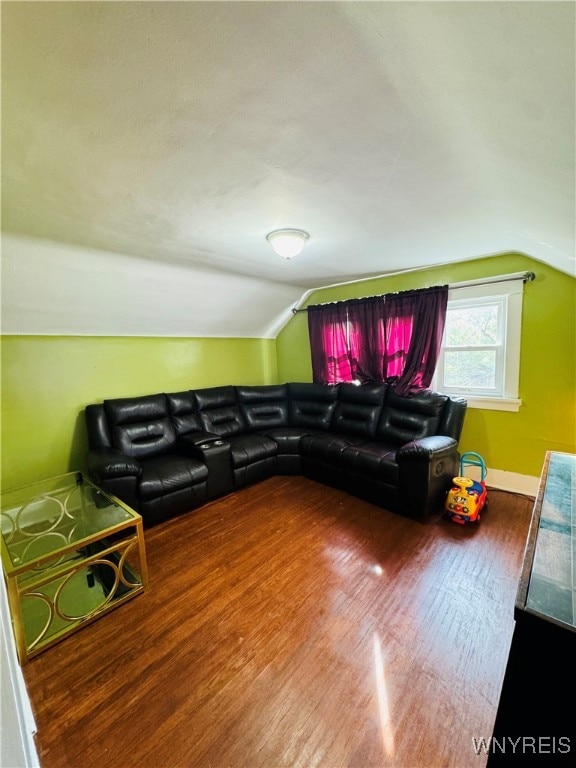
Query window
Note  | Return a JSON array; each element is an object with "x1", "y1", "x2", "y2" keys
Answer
[
  {"x1": 434, "y1": 280, "x2": 524, "y2": 412},
  {"x1": 438, "y1": 296, "x2": 506, "y2": 396}
]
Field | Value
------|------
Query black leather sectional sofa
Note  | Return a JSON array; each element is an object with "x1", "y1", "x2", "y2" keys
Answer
[{"x1": 85, "y1": 382, "x2": 467, "y2": 526}]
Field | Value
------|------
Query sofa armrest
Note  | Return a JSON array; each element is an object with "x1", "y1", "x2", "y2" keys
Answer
[
  {"x1": 396, "y1": 436, "x2": 460, "y2": 518},
  {"x1": 396, "y1": 435, "x2": 457, "y2": 462},
  {"x1": 87, "y1": 448, "x2": 142, "y2": 479},
  {"x1": 86, "y1": 449, "x2": 142, "y2": 513}
]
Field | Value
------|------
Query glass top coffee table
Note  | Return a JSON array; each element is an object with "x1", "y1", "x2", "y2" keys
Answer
[{"x1": 1, "y1": 472, "x2": 148, "y2": 663}]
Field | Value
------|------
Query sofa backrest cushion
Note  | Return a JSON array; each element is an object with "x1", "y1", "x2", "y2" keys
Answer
[
  {"x1": 104, "y1": 394, "x2": 176, "y2": 458},
  {"x1": 288, "y1": 383, "x2": 339, "y2": 431},
  {"x1": 439, "y1": 395, "x2": 468, "y2": 442},
  {"x1": 236, "y1": 385, "x2": 290, "y2": 431},
  {"x1": 166, "y1": 391, "x2": 203, "y2": 436},
  {"x1": 193, "y1": 386, "x2": 246, "y2": 437},
  {"x1": 332, "y1": 383, "x2": 387, "y2": 439},
  {"x1": 85, "y1": 404, "x2": 113, "y2": 450},
  {"x1": 376, "y1": 389, "x2": 449, "y2": 445}
]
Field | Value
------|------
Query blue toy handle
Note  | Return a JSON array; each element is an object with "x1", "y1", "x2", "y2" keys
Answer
[{"x1": 459, "y1": 451, "x2": 487, "y2": 481}]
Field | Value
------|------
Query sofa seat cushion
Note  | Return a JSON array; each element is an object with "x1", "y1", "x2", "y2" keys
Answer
[
  {"x1": 300, "y1": 433, "x2": 366, "y2": 463},
  {"x1": 339, "y1": 441, "x2": 399, "y2": 483},
  {"x1": 139, "y1": 454, "x2": 209, "y2": 500},
  {"x1": 260, "y1": 427, "x2": 318, "y2": 455},
  {"x1": 227, "y1": 434, "x2": 278, "y2": 468}
]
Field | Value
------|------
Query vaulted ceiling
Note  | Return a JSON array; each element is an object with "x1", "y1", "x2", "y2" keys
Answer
[{"x1": 2, "y1": 1, "x2": 574, "y2": 337}]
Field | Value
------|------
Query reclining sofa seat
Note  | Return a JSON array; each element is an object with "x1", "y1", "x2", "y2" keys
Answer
[
  {"x1": 301, "y1": 384, "x2": 464, "y2": 515},
  {"x1": 85, "y1": 394, "x2": 209, "y2": 524},
  {"x1": 85, "y1": 382, "x2": 467, "y2": 526}
]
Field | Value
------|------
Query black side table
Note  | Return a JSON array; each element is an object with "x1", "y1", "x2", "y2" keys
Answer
[{"x1": 488, "y1": 452, "x2": 575, "y2": 765}]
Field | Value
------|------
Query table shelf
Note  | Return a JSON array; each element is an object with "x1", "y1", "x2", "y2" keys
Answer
[{"x1": 1, "y1": 472, "x2": 147, "y2": 664}]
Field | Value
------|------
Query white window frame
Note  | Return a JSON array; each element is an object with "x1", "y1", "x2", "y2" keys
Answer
[{"x1": 433, "y1": 280, "x2": 524, "y2": 412}]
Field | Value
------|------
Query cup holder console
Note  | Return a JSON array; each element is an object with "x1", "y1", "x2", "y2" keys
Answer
[
  {"x1": 193, "y1": 439, "x2": 232, "y2": 499},
  {"x1": 198, "y1": 439, "x2": 225, "y2": 450}
]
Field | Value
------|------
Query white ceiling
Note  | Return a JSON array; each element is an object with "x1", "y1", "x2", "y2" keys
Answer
[{"x1": 1, "y1": 1, "x2": 574, "y2": 336}]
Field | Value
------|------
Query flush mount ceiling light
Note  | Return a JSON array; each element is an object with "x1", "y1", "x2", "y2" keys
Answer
[{"x1": 266, "y1": 228, "x2": 310, "y2": 259}]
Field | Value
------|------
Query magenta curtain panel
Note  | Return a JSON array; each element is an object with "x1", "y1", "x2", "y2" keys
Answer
[
  {"x1": 307, "y1": 285, "x2": 448, "y2": 396},
  {"x1": 308, "y1": 301, "x2": 359, "y2": 384}
]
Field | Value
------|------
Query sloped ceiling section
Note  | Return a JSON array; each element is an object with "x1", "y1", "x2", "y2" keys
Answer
[
  {"x1": 1, "y1": 2, "x2": 574, "y2": 337},
  {"x1": 1, "y1": 233, "x2": 302, "y2": 338}
]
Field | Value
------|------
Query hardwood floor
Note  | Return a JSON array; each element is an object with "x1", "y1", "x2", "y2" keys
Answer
[{"x1": 22, "y1": 476, "x2": 533, "y2": 768}]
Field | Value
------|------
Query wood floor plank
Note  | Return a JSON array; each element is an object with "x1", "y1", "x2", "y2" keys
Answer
[{"x1": 21, "y1": 476, "x2": 533, "y2": 768}]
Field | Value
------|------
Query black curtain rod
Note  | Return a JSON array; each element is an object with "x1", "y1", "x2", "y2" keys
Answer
[{"x1": 291, "y1": 271, "x2": 536, "y2": 314}]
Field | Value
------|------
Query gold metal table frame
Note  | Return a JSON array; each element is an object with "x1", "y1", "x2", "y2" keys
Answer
[{"x1": 1, "y1": 472, "x2": 148, "y2": 664}]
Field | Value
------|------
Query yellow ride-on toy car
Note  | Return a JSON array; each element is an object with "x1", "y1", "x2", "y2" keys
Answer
[{"x1": 445, "y1": 452, "x2": 488, "y2": 524}]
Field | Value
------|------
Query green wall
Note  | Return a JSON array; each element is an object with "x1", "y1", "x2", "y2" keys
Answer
[
  {"x1": 1, "y1": 253, "x2": 574, "y2": 489},
  {"x1": 277, "y1": 253, "x2": 576, "y2": 477},
  {"x1": 0, "y1": 336, "x2": 276, "y2": 489}
]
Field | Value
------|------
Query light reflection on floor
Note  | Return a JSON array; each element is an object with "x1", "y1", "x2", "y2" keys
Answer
[{"x1": 373, "y1": 632, "x2": 395, "y2": 758}]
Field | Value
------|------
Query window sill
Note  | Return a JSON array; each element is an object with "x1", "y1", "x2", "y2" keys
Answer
[{"x1": 465, "y1": 396, "x2": 522, "y2": 412}]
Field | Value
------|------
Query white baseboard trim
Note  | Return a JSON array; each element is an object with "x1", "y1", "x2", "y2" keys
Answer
[{"x1": 463, "y1": 465, "x2": 538, "y2": 497}]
